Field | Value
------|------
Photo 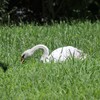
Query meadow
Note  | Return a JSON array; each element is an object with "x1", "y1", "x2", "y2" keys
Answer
[{"x1": 0, "y1": 21, "x2": 100, "y2": 100}]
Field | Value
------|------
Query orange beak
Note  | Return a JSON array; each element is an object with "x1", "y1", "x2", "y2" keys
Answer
[{"x1": 21, "y1": 56, "x2": 24, "y2": 63}]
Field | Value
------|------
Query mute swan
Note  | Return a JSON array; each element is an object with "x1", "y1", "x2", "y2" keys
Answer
[{"x1": 21, "y1": 44, "x2": 86, "y2": 63}]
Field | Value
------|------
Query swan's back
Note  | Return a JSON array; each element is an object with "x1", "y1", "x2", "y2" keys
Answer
[{"x1": 48, "y1": 46, "x2": 86, "y2": 62}]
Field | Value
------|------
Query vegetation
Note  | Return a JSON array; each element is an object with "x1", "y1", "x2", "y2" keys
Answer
[
  {"x1": 0, "y1": 0, "x2": 9, "y2": 23},
  {"x1": 0, "y1": 21, "x2": 100, "y2": 99},
  {"x1": 0, "y1": 0, "x2": 100, "y2": 23}
]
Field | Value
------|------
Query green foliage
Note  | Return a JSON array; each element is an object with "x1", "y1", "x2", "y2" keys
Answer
[
  {"x1": 0, "y1": 21, "x2": 100, "y2": 99},
  {"x1": 0, "y1": 0, "x2": 9, "y2": 23},
  {"x1": 0, "y1": 0, "x2": 100, "y2": 23}
]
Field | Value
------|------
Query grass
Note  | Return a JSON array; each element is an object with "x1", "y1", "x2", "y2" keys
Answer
[{"x1": 0, "y1": 21, "x2": 100, "y2": 100}]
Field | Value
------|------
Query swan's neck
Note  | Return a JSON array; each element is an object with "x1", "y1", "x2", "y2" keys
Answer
[{"x1": 30, "y1": 44, "x2": 49, "y2": 62}]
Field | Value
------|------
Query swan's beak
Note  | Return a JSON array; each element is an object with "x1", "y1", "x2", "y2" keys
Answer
[{"x1": 21, "y1": 57, "x2": 24, "y2": 63}]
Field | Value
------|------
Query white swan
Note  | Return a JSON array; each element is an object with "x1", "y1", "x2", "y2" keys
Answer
[{"x1": 21, "y1": 44, "x2": 86, "y2": 63}]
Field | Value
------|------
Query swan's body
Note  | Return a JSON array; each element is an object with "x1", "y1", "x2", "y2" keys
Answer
[{"x1": 21, "y1": 44, "x2": 86, "y2": 63}]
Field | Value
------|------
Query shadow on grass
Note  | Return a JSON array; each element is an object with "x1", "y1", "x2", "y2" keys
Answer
[{"x1": 0, "y1": 61, "x2": 8, "y2": 72}]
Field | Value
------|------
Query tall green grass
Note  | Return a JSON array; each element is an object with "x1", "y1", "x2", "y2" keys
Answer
[{"x1": 0, "y1": 21, "x2": 100, "y2": 100}]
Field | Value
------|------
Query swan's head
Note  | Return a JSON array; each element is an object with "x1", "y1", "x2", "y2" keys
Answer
[{"x1": 21, "y1": 49, "x2": 32, "y2": 63}]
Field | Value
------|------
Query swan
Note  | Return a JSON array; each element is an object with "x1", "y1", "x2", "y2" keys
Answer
[{"x1": 21, "y1": 44, "x2": 86, "y2": 63}]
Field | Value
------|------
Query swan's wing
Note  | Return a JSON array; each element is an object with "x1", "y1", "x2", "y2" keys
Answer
[
  {"x1": 48, "y1": 48, "x2": 62, "y2": 61},
  {"x1": 49, "y1": 47, "x2": 70, "y2": 62},
  {"x1": 76, "y1": 49, "x2": 87, "y2": 60},
  {"x1": 48, "y1": 46, "x2": 86, "y2": 62},
  {"x1": 68, "y1": 47, "x2": 86, "y2": 59}
]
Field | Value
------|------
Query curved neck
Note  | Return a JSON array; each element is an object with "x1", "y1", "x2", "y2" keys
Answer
[{"x1": 30, "y1": 44, "x2": 49, "y2": 62}]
